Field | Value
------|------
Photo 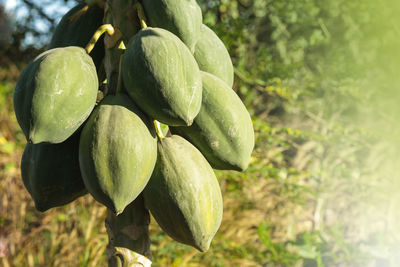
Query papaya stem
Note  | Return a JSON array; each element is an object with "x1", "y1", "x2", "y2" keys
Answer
[
  {"x1": 106, "y1": 196, "x2": 152, "y2": 267},
  {"x1": 68, "y1": 0, "x2": 106, "y2": 24},
  {"x1": 133, "y1": 2, "x2": 148, "y2": 29},
  {"x1": 115, "y1": 54, "x2": 124, "y2": 94},
  {"x1": 85, "y1": 24, "x2": 115, "y2": 54},
  {"x1": 67, "y1": 4, "x2": 89, "y2": 23},
  {"x1": 153, "y1": 120, "x2": 165, "y2": 139}
]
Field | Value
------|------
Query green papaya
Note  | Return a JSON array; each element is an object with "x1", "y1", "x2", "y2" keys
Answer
[
  {"x1": 21, "y1": 132, "x2": 87, "y2": 212},
  {"x1": 79, "y1": 94, "x2": 157, "y2": 215},
  {"x1": 49, "y1": 3, "x2": 105, "y2": 70},
  {"x1": 122, "y1": 27, "x2": 202, "y2": 126},
  {"x1": 142, "y1": 0, "x2": 202, "y2": 52},
  {"x1": 194, "y1": 25, "x2": 234, "y2": 87},
  {"x1": 172, "y1": 72, "x2": 254, "y2": 171},
  {"x1": 143, "y1": 135, "x2": 223, "y2": 252},
  {"x1": 14, "y1": 46, "x2": 98, "y2": 144}
]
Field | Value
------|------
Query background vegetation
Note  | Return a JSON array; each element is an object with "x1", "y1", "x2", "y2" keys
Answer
[{"x1": 1, "y1": 0, "x2": 400, "y2": 266}]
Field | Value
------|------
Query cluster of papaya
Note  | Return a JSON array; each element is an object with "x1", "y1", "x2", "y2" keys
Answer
[{"x1": 13, "y1": 0, "x2": 254, "y2": 252}]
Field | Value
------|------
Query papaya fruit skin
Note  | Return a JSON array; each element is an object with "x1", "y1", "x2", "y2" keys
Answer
[
  {"x1": 142, "y1": 0, "x2": 202, "y2": 52},
  {"x1": 21, "y1": 132, "x2": 87, "y2": 212},
  {"x1": 143, "y1": 135, "x2": 223, "y2": 252},
  {"x1": 194, "y1": 25, "x2": 234, "y2": 87},
  {"x1": 13, "y1": 47, "x2": 98, "y2": 144},
  {"x1": 79, "y1": 94, "x2": 157, "y2": 214},
  {"x1": 172, "y1": 72, "x2": 254, "y2": 171},
  {"x1": 49, "y1": 3, "x2": 105, "y2": 70},
  {"x1": 122, "y1": 27, "x2": 202, "y2": 126}
]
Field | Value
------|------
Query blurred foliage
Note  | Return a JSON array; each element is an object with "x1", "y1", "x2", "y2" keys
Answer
[
  {"x1": 1, "y1": 0, "x2": 400, "y2": 266},
  {"x1": 0, "y1": 0, "x2": 78, "y2": 49}
]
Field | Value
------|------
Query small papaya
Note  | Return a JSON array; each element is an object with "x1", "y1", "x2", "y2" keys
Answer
[
  {"x1": 122, "y1": 27, "x2": 202, "y2": 126},
  {"x1": 49, "y1": 3, "x2": 105, "y2": 70},
  {"x1": 143, "y1": 135, "x2": 223, "y2": 252},
  {"x1": 14, "y1": 47, "x2": 98, "y2": 144},
  {"x1": 21, "y1": 132, "x2": 86, "y2": 212},
  {"x1": 194, "y1": 25, "x2": 234, "y2": 87},
  {"x1": 172, "y1": 72, "x2": 254, "y2": 171},
  {"x1": 142, "y1": 0, "x2": 202, "y2": 52},
  {"x1": 14, "y1": 46, "x2": 98, "y2": 144},
  {"x1": 79, "y1": 94, "x2": 157, "y2": 215}
]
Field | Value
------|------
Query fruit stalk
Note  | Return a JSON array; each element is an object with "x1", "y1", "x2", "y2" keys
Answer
[
  {"x1": 133, "y1": 2, "x2": 147, "y2": 28},
  {"x1": 103, "y1": 0, "x2": 152, "y2": 265},
  {"x1": 153, "y1": 120, "x2": 165, "y2": 139},
  {"x1": 85, "y1": 24, "x2": 115, "y2": 54}
]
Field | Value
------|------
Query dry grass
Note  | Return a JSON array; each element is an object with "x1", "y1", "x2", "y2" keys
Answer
[{"x1": 0, "y1": 154, "x2": 109, "y2": 266}]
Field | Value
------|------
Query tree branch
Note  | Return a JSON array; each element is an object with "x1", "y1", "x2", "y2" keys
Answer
[{"x1": 21, "y1": 0, "x2": 55, "y2": 24}]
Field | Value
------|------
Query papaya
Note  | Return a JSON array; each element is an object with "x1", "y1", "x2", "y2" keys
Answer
[
  {"x1": 142, "y1": 0, "x2": 202, "y2": 52},
  {"x1": 14, "y1": 46, "x2": 98, "y2": 144},
  {"x1": 79, "y1": 94, "x2": 157, "y2": 215},
  {"x1": 49, "y1": 3, "x2": 105, "y2": 70},
  {"x1": 21, "y1": 132, "x2": 86, "y2": 212},
  {"x1": 171, "y1": 72, "x2": 254, "y2": 171},
  {"x1": 143, "y1": 135, "x2": 223, "y2": 252},
  {"x1": 194, "y1": 25, "x2": 234, "y2": 87},
  {"x1": 122, "y1": 27, "x2": 202, "y2": 126}
]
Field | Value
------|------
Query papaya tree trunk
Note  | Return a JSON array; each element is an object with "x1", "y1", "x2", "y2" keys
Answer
[
  {"x1": 102, "y1": 0, "x2": 152, "y2": 265},
  {"x1": 105, "y1": 196, "x2": 152, "y2": 266}
]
